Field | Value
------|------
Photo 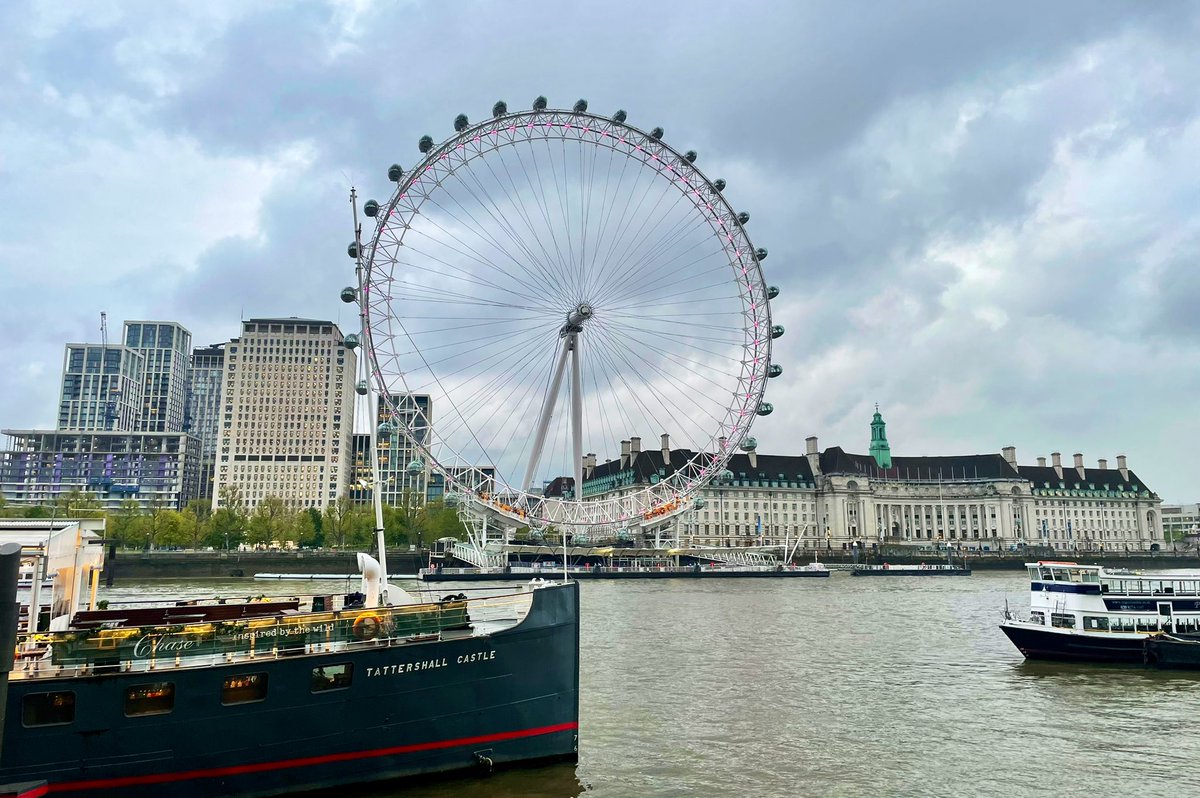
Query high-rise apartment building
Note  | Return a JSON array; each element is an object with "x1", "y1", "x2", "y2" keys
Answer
[
  {"x1": 123, "y1": 321, "x2": 192, "y2": 433},
  {"x1": 187, "y1": 343, "x2": 226, "y2": 500},
  {"x1": 0, "y1": 429, "x2": 200, "y2": 511},
  {"x1": 350, "y1": 393, "x2": 432, "y2": 506},
  {"x1": 57, "y1": 344, "x2": 145, "y2": 431},
  {"x1": 213, "y1": 318, "x2": 356, "y2": 512}
]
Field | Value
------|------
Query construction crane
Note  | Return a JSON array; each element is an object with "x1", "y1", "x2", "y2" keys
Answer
[{"x1": 100, "y1": 311, "x2": 120, "y2": 430}]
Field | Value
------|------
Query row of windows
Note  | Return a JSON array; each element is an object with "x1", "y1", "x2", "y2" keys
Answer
[{"x1": 22, "y1": 664, "x2": 354, "y2": 727}]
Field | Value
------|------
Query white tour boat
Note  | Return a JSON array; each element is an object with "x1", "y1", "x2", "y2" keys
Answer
[{"x1": 1000, "y1": 560, "x2": 1200, "y2": 663}]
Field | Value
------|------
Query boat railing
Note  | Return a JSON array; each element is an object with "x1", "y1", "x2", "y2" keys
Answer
[{"x1": 10, "y1": 590, "x2": 535, "y2": 680}]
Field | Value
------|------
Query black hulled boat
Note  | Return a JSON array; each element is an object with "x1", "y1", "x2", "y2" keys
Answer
[{"x1": 0, "y1": 545, "x2": 579, "y2": 797}]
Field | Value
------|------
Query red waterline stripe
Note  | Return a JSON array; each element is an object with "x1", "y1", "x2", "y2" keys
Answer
[
  {"x1": 9, "y1": 785, "x2": 49, "y2": 798},
  {"x1": 49, "y1": 721, "x2": 578, "y2": 793}
]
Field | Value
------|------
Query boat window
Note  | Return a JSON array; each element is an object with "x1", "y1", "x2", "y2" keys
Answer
[
  {"x1": 22, "y1": 691, "x2": 75, "y2": 727},
  {"x1": 1030, "y1": 611, "x2": 1045, "y2": 625},
  {"x1": 1027, "y1": 567, "x2": 1040, "y2": 581},
  {"x1": 222, "y1": 673, "x2": 268, "y2": 705},
  {"x1": 125, "y1": 683, "x2": 175, "y2": 717},
  {"x1": 1081, "y1": 571, "x2": 1100, "y2": 584},
  {"x1": 1051, "y1": 613, "x2": 1076, "y2": 629},
  {"x1": 312, "y1": 663, "x2": 353, "y2": 693},
  {"x1": 1082, "y1": 617, "x2": 1110, "y2": 631},
  {"x1": 1040, "y1": 567, "x2": 1055, "y2": 581}
]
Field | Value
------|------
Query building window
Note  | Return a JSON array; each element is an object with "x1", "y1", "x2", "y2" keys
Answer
[
  {"x1": 125, "y1": 683, "x2": 175, "y2": 716},
  {"x1": 22, "y1": 691, "x2": 76, "y2": 727},
  {"x1": 222, "y1": 673, "x2": 269, "y2": 705},
  {"x1": 312, "y1": 663, "x2": 353, "y2": 692}
]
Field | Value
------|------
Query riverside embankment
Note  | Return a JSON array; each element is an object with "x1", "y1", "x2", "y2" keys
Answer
[
  {"x1": 103, "y1": 548, "x2": 1199, "y2": 582},
  {"x1": 105, "y1": 550, "x2": 426, "y2": 582}
]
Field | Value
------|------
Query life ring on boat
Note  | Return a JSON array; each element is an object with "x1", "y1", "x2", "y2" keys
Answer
[{"x1": 352, "y1": 612, "x2": 383, "y2": 640}]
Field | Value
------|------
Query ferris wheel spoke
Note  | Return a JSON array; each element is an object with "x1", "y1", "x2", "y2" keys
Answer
[
  {"x1": 585, "y1": 321, "x2": 724, "y2": 432},
  {"x1": 395, "y1": 244, "x2": 553, "y2": 310},
  {"x1": 594, "y1": 320, "x2": 744, "y2": 383},
  {"x1": 604, "y1": 277, "x2": 737, "y2": 312},
  {"x1": 517, "y1": 139, "x2": 577, "y2": 297},
  {"x1": 478, "y1": 152, "x2": 578, "y2": 304},
  {"x1": 591, "y1": 182, "x2": 695, "y2": 301},
  {"x1": 449, "y1": 159, "x2": 578, "y2": 306},
  {"x1": 598, "y1": 239, "x2": 728, "y2": 310},
  {"x1": 582, "y1": 147, "x2": 632, "y2": 300},
  {"x1": 585, "y1": 167, "x2": 675, "y2": 302}
]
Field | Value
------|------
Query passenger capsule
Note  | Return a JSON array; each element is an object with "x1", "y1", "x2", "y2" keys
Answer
[
  {"x1": 613, "y1": 109, "x2": 628, "y2": 123},
  {"x1": 650, "y1": 127, "x2": 664, "y2": 140},
  {"x1": 767, "y1": 285, "x2": 779, "y2": 300},
  {"x1": 492, "y1": 100, "x2": 508, "y2": 117},
  {"x1": 694, "y1": 497, "x2": 706, "y2": 509},
  {"x1": 377, "y1": 422, "x2": 393, "y2": 439},
  {"x1": 741, "y1": 437, "x2": 758, "y2": 451},
  {"x1": 720, "y1": 469, "x2": 735, "y2": 481},
  {"x1": 406, "y1": 459, "x2": 423, "y2": 474},
  {"x1": 684, "y1": 150, "x2": 697, "y2": 163},
  {"x1": 755, "y1": 248, "x2": 768, "y2": 261},
  {"x1": 713, "y1": 178, "x2": 726, "y2": 191},
  {"x1": 355, "y1": 380, "x2": 369, "y2": 396},
  {"x1": 768, "y1": 364, "x2": 783, "y2": 378},
  {"x1": 533, "y1": 95, "x2": 548, "y2": 111},
  {"x1": 573, "y1": 99, "x2": 588, "y2": 113},
  {"x1": 757, "y1": 403, "x2": 774, "y2": 416},
  {"x1": 347, "y1": 242, "x2": 360, "y2": 259},
  {"x1": 419, "y1": 135, "x2": 434, "y2": 153},
  {"x1": 363, "y1": 199, "x2": 379, "y2": 218},
  {"x1": 387, "y1": 163, "x2": 404, "y2": 182},
  {"x1": 737, "y1": 211, "x2": 750, "y2": 224},
  {"x1": 340, "y1": 286, "x2": 358, "y2": 304},
  {"x1": 770, "y1": 325, "x2": 785, "y2": 339},
  {"x1": 344, "y1": 333, "x2": 360, "y2": 350},
  {"x1": 454, "y1": 114, "x2": 469, "y2": 132}
]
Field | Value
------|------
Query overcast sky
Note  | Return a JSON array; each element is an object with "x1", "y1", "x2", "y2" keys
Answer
[{"x1": 2, "y1": 1, "x2": 1198, "y2": 500}]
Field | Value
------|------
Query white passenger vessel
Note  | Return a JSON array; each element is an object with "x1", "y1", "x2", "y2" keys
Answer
[{"x1": 1000, "y1": 561, "x2": 1200, "y2": 663}]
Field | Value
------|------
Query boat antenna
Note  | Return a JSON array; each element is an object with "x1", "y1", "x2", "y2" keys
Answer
[{"x1": 350, "y1": 187, "x2": 390, "y2": 605}]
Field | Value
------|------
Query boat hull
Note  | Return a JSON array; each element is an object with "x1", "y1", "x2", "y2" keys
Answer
[
  {"x1": 999, "y1": 621, "x2": 1146, "y2": 663},
  {"x1": 1143, "y1": 635, "x2": 1200, "y2": 669},
  {"x1": 0, "y1": 583, "x2": 580, "y2": 798}
]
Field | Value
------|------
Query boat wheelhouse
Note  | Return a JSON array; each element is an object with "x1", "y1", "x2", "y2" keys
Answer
[{"x1": 999, "y1": 561, "x2": 1200, "y2": 662}]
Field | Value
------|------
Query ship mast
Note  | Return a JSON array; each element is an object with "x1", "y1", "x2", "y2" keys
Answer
[{"x1": 350, "y1": 188, "x2": 389, "y2": 605}]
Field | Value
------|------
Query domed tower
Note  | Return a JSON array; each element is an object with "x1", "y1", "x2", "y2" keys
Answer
[{"x1": 869, "y1": 404, "x2": 892, "y2": 468}]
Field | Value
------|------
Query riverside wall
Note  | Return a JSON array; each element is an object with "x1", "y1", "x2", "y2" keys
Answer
[{"x1": 105, "y1": 550, "x2": 426, "y2": 582}]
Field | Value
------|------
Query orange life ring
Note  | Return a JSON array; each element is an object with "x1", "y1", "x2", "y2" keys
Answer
[{"x1": 352, "y1": 612, "x2": 383, "y2": 640}]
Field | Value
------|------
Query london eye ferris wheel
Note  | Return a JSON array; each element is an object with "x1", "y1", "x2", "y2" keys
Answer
[{"x1": 346, "y1": 97, "x2": 782, "y2": 530}]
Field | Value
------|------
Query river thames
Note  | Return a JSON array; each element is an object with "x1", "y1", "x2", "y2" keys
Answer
[{"x1": 102, "y1": 572, "x2": 1200, "y2": 798}]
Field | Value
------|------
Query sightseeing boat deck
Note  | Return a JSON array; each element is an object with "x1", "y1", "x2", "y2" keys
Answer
[{"x1": 1000, "y1": 561, "x2": 1200, "y2": 662}]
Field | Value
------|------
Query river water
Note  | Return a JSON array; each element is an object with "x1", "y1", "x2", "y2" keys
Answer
[{"x1": 99, "y1": 572, "x2": 1200, "y2": 798}]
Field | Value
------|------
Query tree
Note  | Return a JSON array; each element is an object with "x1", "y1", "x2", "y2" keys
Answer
[
  {"x1": 248, "y1": 496, "x2": 291, "y2": 547},
  {"x1": 420, "y1": 500, "x2": 468, "y2": 542},
  {"x1": 323, "y1": 494, "x2": 357, "y2": 550},
  {"x1": 51, "y1": 489, "x2": 103, "y2": 519},
  {"x1": 180, "y1": 501, "x2": 210, "y2": 549},
  {"x1": 107, "y1": 500, "x2": 145, "y2": 549}
]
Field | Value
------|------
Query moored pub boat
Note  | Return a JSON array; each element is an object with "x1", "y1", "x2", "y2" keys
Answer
[
  {"x1": 1000, "y1": 560, "x2": 1200, "y2": 663},
  {"x1": 0, "y1": 540, "x2": 580, "y2": 798}
]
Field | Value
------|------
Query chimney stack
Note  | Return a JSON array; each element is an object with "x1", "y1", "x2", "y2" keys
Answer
[
  {"x1": 1073, "y1": 453, "x2": 1085, "y2": 479},
  {"x1": 1117, "y1": 454, "x2": 1128, "y2": 480},
  {"x1": 585, "y1": 453, "x2": 596, "y2": 479},
  {"x1": 718, "y1": 436, "x2": 728, "y2": 452},
  {"x1": 1002, "y1": 446, "x2": 1016, "y2": 466},
  {"x1": 1037, "y1": 457, "x2": 1046, "y2": 467},
  {"x1": 661, "y1": 433, "x2": 670, "y2": 461},
  {"x1": 805, "y1": 435, "x2": 821, "y2": 476},
  {"x1": 630, "y1": 436, "x2": 641, "y2": 454},
  {"x1": 748, "y1": 449, "x2": 758, "y2": 468},
  {"x1": 620, "y1": 440, "x2": 630, "y2": 469},
  {"x1": 1098, "y1": 458, "x2": 1108, "y2": 470},
  {"x1": 1051, "y1": 452, "x2": 1063, "y2": 479}
]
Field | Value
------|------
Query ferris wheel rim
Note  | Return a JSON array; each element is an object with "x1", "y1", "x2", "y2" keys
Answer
[{"x1": 359, "y1": 106, "x2": 773, "y2": 528}]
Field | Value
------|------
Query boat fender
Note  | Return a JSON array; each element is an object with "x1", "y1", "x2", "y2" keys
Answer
[
  {"x1": 474, "y1": 750, "x2": 494, "y2": 774},
  {"x1": 352, "y1": 612, "x2": 383, "y2": 640},
  {"x1": 440, "y1": 593, "x2": 467, "y2": 602}
]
